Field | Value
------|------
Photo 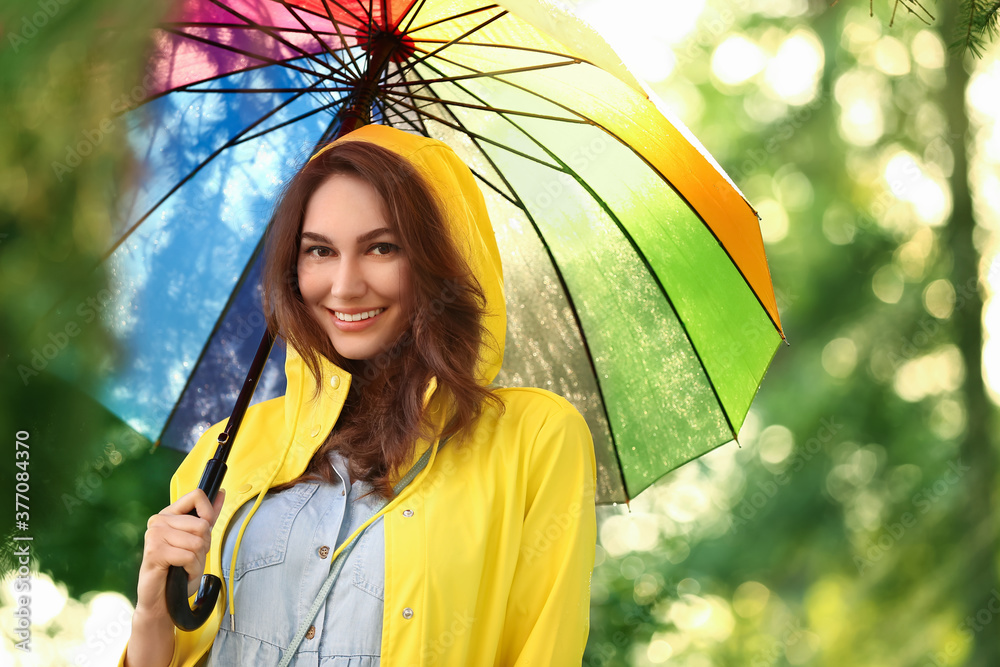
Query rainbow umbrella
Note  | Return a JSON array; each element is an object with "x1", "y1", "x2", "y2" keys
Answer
[{"x1": 102, "y1": 0, "x2": 784, "y2": 506}]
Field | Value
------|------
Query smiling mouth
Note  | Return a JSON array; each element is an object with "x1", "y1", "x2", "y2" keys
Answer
[{"x1": 333, "y1": 308, "x2": 385, "y2": 322}]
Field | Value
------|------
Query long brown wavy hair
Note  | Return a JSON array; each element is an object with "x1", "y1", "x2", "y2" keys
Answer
[{"x1": 263, "y1": 139, "x2": 502, "y2": 499}]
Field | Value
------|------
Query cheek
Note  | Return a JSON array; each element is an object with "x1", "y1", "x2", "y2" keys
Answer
[{"x1": 296, "y1": 265, "x2": 324, "y2": 304}]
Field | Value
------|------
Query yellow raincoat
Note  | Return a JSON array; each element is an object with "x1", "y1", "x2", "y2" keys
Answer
[{"x1": 121, "y1": 125, "x2": 597, "y2": 666}]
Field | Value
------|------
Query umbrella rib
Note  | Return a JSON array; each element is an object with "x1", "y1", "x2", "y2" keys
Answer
[
  {"x1": 381, "y1": 71, "x2": 431, "y2": 135},
  {"x1": 429, "y1": 96, "x2": 626, "y2": 495},
  {"x1": 377, "y1": 58, "x2": 581, "y2": 90},
  {"x1": 170, "y1": 86, "x2": 359, "y2": 94},
  {"x1": 418, "y1": 50, "x2": 589, "y2": 120},
  {"x1": 398, "y1": 0, "x2": 428, "y2": 34},
  {"x1": 160, "y1": 25, "x2": 353, "y2": 87},
  {"x1": 381, "y1": 97, "x2": 516, "y2": 204},
  {"x1": 403, "y1": 4, "x2": 498, "y2": 34},
  {"x1": 206, "y1": 0, "x2": 340, "y2": 77},
  {"x1": 388, "y1": 8, "x2": 507, "y2": 82},
  {"x1": 261, "y1": 0, "x2": 366, "y2": 26},
  {"x1": 233, "y1": 97, "x2": 349, "y2": 146},
  {"x1": 126, "y1": 60, "x2": 292, "y2": 111},
  {"x1": 465, "y1": 169, "x2": 519, "y2": 206},
  {"x1": 319, "y1": 0, "x2": 367, "y2": 80},
  {"x1": 377, "y1": 92, "x2": 560, "y2": 169},
  {"x1": 273, "y1": 0, "x2": 361, "y2": 80},
  {"x1": 312, "y1": 0, "x2": 367, "y2": 29},
  {"x1": 164, "y1": 21, "x2": 339, "y2": 36},
  {"x1": 378, "y1": 93, "x2": 423, "y2": 128},
  {"x1": 104, "y1": 84, "x2": 323, "y2": 262},
  {"x1": 355, "y1": 0, "x2": 372, "y2": 24},
  {"x1": 385, "y1": 88, "x2": 586, "y2": 124},
  {"x1": 407, "y1": 38, "x2": 598, "y2": 65}
]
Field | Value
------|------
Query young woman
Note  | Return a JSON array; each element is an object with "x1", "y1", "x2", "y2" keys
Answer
[{"x1": 122, "y1": 124, "x2": 597, "y2": 666}]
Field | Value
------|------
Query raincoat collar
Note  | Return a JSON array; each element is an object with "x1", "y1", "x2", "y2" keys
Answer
[{"x1": 279, "y1": 342, "x2": 443, "y2": 488}]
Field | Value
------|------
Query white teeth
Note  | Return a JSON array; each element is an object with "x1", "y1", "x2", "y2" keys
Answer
[{"x1": 334, "y1": 308, "x2": 384, "y2": 322}]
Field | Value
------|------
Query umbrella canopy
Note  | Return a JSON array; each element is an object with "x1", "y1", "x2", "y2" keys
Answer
[{"x1": 101, "y1": 0, "x2": 784, "y2": 504}]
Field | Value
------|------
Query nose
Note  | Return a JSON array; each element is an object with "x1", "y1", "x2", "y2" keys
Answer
[{"x1": 329, "y1": 253, "x2": 366, "y2": 301}]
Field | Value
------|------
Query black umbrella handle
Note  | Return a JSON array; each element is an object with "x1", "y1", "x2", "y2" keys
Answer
[{"x1": 165, "y1": 327, "x2": 275, "y2": 631}]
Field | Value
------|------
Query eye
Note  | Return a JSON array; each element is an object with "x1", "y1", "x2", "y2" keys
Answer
[
  {"x1": 303, "y1": 245, "x2": 332, "y2": 258},
  {"x1": 369, "y1": 242, "x2": 399, "y2": 256}
]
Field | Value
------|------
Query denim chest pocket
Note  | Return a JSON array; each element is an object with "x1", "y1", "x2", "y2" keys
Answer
[
  {"x1": 351, "y1": 515, "x2": 386, "y2": 600},
  {"x1": 225, "y1": 483, "x2": 319, "y2": 582}
]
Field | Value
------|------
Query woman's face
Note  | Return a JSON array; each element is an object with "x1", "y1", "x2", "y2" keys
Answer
[{"x1": 297, "y1": 173, "x2": 411, "y2": 361}]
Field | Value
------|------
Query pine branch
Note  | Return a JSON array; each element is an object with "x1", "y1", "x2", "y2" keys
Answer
[
  {"x1": 859, "y1": 0, "x2": 999, "y2": 59},
  {"x1": 889, "y1": 0, "x2": 934, "y2": 27},
  {"x1": 950, "y1": 0, "x2": 999, "y2": 59}
]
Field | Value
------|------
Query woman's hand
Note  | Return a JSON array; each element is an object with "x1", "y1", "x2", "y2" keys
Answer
[
  {"x1": 137, "y1": 488, "x2": 226, "y2": 613},
  {"x1": 124, "y1": 489, "x2": 225, "y2": 667}
]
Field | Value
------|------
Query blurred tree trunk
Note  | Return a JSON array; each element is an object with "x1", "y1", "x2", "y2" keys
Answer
[{"x1": 942, "y1": 4, "x2": 1000, "y2": 665}]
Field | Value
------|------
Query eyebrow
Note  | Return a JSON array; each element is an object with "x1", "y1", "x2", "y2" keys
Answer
[{"x1": 300, "y1": 227, "x2": 395, "y2": 245}]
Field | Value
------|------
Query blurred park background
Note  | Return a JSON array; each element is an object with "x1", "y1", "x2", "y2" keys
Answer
[{"x1": 2, "y1": 0, "x2": 999, "y2": 665}]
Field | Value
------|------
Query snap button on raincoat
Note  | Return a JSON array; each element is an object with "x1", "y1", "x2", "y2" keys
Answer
[{"x1": 121, "y1": 125, "x2": 597, "y2": 667}]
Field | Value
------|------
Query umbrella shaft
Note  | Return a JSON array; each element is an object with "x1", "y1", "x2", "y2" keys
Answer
[{"x1": 340, "y1": 37, "x2": 398, "y2": 133}]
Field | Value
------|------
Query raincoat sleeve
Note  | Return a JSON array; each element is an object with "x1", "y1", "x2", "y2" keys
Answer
[{"x1": 501, "y1": 403, "x2": 597, "y2": 665}]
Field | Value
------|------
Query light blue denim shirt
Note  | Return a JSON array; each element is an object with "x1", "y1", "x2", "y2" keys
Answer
[{"x1": 208, "y1": 450, "x2": 384, "y2": 666}]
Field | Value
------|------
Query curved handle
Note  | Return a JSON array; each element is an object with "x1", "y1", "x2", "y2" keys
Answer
[{"x1": 166, "y1": 564, "x2": 222, "y2": 631}]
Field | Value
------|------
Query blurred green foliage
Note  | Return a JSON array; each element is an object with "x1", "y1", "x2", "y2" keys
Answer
[{"x1": 0, "y1": 0, "x2": 182, "y2": 601}]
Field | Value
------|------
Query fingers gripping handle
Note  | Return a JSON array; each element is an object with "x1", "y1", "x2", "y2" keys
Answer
[{"x1": 166, "y1": 456, "x2": 227, "y2": 631}]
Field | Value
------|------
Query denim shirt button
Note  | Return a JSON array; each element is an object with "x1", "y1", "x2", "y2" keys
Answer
[
  {"x1": 318, "y1": 545, "x2": 330, "y2": 559},
  {"x1": 402, "y1": 607, "x2": 414, "y2": 619},
  {"x1": 305, "y1": 625, "x2": 316, "y2": 639}
]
